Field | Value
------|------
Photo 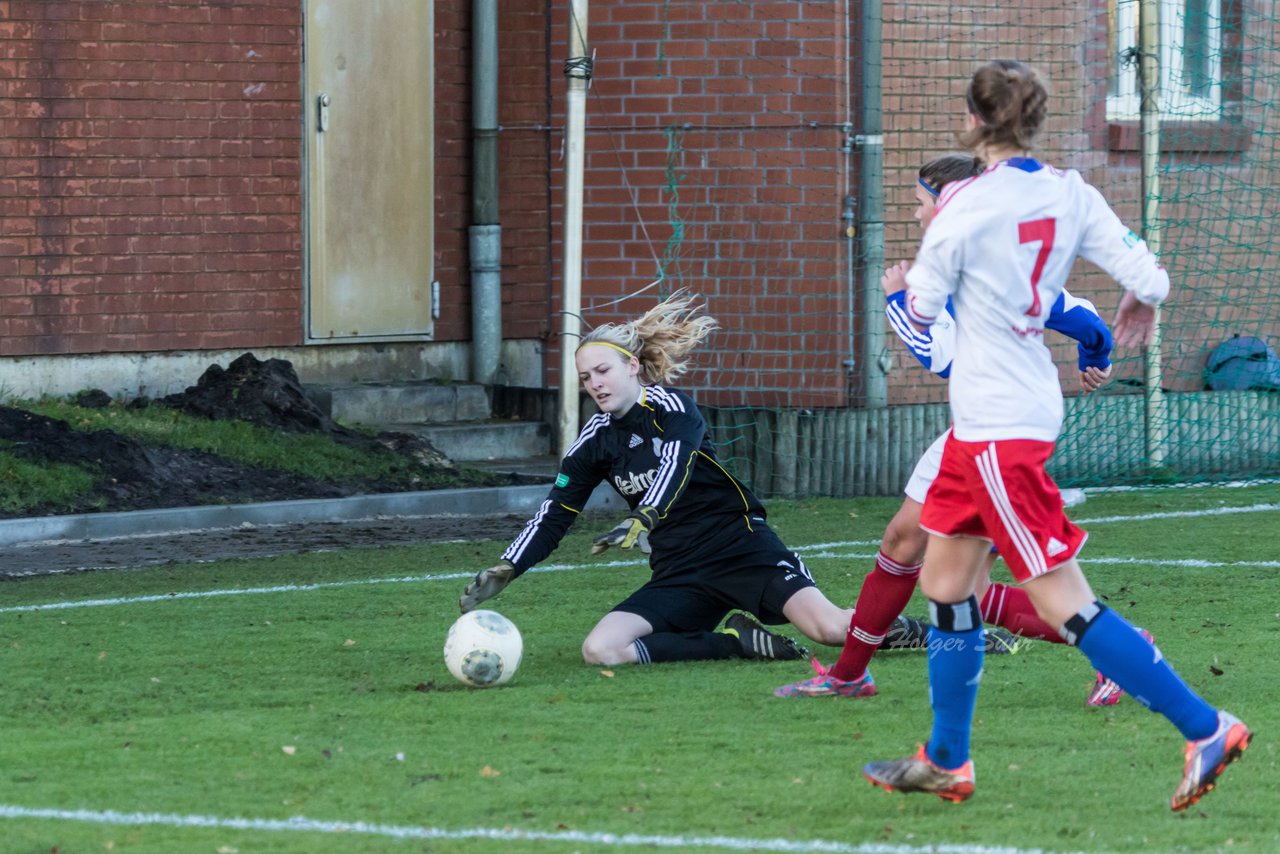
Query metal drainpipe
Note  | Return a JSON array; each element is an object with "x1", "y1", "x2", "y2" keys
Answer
[
  {"x1": 857, "y1": 0, "x2": 887, "y2": 408},
  {"x1": 1139, "y1": 0, "x2": 1167, "y2": 471},
  {"x1": 470, "y1": 0, "x2": 502, "y2": 385}
]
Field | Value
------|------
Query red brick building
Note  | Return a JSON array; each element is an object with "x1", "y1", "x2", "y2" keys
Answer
[{"x1": 2, "y1": 0, "x2": 1274, "y2": 423}]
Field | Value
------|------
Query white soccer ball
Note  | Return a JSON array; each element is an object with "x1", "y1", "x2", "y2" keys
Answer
[{"x1": 443, "y1": 609, "x2": 523, "y2": 688}]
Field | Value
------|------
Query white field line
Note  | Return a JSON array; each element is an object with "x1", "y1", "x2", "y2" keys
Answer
[
  {"x1": 802, "y1": 553, "x2": 1280, "y2": 569},
  {"x1": 0, "y1": 804, "x2": 1080, "y2": 854},
  {"x1": 1071, "y1": 502, "x2": 1280, "y2": 524},
  {"x1": 2, "y1": 502, "x2": 1276, "y2": 616},
  {"x1": 0, "y1": 560, "x2": 639, "y2": 614},
  {"x1": 1084, "y1": 477, "x2": 1280, "y2": 493}
]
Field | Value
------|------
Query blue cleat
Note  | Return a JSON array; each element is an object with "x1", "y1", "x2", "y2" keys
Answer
[{"x1": 1170, "y1": 711, "x2": 1252, "y2": 811}]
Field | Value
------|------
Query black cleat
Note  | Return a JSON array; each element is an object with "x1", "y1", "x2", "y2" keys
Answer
[
  {"x1": 880, "y1": 614, "x2": 929, "y2": 651},
  {"x1": 983, "y1": 627, "x2": 1021, "y2": 655},
  {"x1": 723, "y1": 613, "x2": 808, "y2": 661},
  {"x1": 879, "y1": 616, "x2": 1020, "y2": 655}
]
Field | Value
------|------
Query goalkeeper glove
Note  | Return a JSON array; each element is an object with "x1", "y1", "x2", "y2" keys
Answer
[
  {"x1": 591, "y1": 506, "x2": 659, "y2": 555},
  {"x1": 459, "y1": 561, "x2": 515, "y2": 613}
]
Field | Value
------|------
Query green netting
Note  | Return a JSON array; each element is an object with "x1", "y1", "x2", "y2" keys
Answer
[{"x1": 570, "y1": 0, "x2": 1279, "y2": 496}]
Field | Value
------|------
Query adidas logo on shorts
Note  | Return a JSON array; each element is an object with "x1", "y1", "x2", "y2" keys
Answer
[{"x1": 1047, "y1": 537, "x2": 1068, "y2": 557}]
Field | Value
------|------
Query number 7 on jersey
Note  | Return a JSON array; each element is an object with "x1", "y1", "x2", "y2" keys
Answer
[{"x1": 1018, "y1": 217, "x2": 1056, "y2": 317}]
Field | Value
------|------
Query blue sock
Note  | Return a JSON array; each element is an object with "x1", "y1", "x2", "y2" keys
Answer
[
  {"x1": 1071, "y1": 604, "x2": 1219, "y2": 741},
  {"x1": 925, "y1": 597, "x2": 985, "y2": 770}
]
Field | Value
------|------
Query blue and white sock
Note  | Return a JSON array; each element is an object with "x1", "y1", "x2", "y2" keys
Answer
[
  {"x1": 926, "y1": 596, "x2": 985, "y2": 770},
  {"x1": 1065, "y1": 602, "x2": 1219, "y2": 741}
]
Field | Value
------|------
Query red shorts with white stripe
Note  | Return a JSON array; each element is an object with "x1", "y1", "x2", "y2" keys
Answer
[{"x1": 919, "y1": 435, "x2": 1086, "y2": 582}]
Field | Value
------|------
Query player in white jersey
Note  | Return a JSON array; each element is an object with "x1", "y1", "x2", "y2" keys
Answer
[
  {"x1": 863, "y1": 60, "x2": 1250, "y2": 811},
  {"x1": 775, "y1": 153, "x2": 1124, "y2": 703}
]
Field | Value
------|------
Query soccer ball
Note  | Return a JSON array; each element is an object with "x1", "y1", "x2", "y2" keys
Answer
[{"x1": 443, "y1": 610, "x2": 523, "y2": 688}]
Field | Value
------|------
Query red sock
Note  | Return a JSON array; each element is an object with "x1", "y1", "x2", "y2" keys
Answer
[
  {"x1": 829, "y1": 551, "x2": 921, "y2": 681},
  {"x1": 981, "y1": 582, "x2": 1064, "y2": 643}
]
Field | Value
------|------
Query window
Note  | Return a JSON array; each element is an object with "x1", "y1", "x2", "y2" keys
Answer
[{"x1": 1107, "y1": 0, "x2": 1226, "y2": 121}]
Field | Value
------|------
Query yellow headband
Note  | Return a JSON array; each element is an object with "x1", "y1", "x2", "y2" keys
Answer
[{"x1": 576, "y1": 341, "x2": 635, "y2": 360}]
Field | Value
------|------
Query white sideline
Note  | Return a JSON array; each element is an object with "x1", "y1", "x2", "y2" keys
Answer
[
  {"x1": 1072, "y1": 502, "x2": 1280, "y2": 524},
  {"x1": 0, "y1": 804, "x2": 1080, "y2": 854},
  {"x1": 1, "y1": 502, "x2": 1275, "y2": 615},
  {"x1": 2, "y1": 550, "x2": 1277, "y2": 616},
  {"x1": 0, "y1": 561, "x2": 639, "y2": 614},
  {"x1": 802, "y1": 553, "x2": 1280, "y2": 569}
]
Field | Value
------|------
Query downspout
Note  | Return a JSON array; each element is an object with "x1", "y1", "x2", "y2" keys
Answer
[
  {"x1": 857, "y1": 0, "x2": 887, "y2": 408},
  {"x1": 558, "y1": 0, "x2": 589, "y2": 456},
  {"x1": 1139, "y1": 0, "x2": 1167, "y2": 470},
  {"x1": 470, "y1": 0, "x2": 502, "y2": 384}
]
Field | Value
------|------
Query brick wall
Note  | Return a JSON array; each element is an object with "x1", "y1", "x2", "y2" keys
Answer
[
  {"x1": 545, "y1": 0, "x2": 855, "y2": 407},
  {"x1": 0, "y1": 0, "x2": 554, "y2": 360},
  {"x1": 0, "y1": 0, "x2": 304, "y2": 356},
  {"x1": 540, "y1": 0, "x2": 1279, "y2": 407},
  {"x1": 434, "y1": 1, "x2": 553, "y2": 346},
  {"x1": 878, "y1": 0, "x2": 1280, "y2": 401},
  {"x1": 3, "y1": 0, "x2": 1271, "y2": 403}
]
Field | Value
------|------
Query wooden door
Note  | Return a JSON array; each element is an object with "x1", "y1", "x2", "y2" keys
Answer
[{"x1": 304, "y1": 0, "x2": 434, "y2": 341}]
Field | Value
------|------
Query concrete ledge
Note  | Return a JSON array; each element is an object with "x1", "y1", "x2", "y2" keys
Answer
[
  {"x1": 325, "y1": 382, "x2": 492, "y2": 425},
  {"x1": 0, "y1": 482, "x2": 625, "y2": 548},
  {"x1": 395, "y1": 420, "x2": 552, "y2": 461}
]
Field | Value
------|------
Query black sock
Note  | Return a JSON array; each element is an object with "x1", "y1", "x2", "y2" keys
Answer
[{"x1": 634, "y1": 631, "x2": 741, "y2": 663}]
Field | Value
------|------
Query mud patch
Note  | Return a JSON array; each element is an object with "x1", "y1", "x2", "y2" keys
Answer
[
  {"x1": 0, "y1": 405, "x2": 351, "y2": 517},
  {"x1": 0, "y1": 354, "x2": 532, "y2": 520}
]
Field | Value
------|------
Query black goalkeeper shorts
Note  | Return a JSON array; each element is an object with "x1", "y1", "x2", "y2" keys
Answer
[{"x1": 611, "y1": 521, "x2": 816, "y2": 634}]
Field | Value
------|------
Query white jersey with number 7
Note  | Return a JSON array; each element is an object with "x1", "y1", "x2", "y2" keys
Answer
[{"x1": 904, "y1": 158, "x2": 1170, "y2": 443}]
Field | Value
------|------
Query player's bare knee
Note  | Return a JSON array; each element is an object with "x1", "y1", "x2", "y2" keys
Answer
[
  {"x1": 1029, "y1": 598, "x2": 1062, "y2": 629},
  {"x1": 814, "y1": 612, "x2": 850, "y2": 645},
  {"x1": 581, "y1": 636, "x2": 604, "y2": 664},
  {"x1": 882, "y1": 519, "x2": 927, "y2": 564},
  {"x1": 581, "y1": 636, "x2": 624, "y2": 665},
  {"x1": 791, "y1": 602, "x2": 851, "y2": 646}
]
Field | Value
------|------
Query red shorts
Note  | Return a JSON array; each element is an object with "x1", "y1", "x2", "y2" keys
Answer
[{"x1": 919, "y1": 435, "x2": 1086, "y2": 582}]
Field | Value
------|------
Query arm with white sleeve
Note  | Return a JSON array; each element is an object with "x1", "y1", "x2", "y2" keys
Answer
[
  {"x1": 902, "y1": 208, "x2": 965, "y2": 329},
  {"x1": 885, "y1": 287, "x2": 957, "y2": 378},
  {"x1": 1077, "y1": 181, "x2": 1170, "y2": 348}
]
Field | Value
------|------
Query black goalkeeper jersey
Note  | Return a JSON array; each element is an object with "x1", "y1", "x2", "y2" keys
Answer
[{"x1": 502, "y1": 384, "x2": 768, "y2": 579}]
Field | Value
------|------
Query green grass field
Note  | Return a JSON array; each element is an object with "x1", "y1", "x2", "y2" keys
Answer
[{"x1": 2, "y1": 484, "x2": 1277, "y2": 853}]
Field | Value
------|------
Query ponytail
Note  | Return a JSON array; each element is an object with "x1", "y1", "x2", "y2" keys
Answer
[
  {"x1": 959, "y1": 60, "x2": 1048, "y2": 152},
  {"x1": 579, "y1": 291, "x2": 718, "y2": 385}
]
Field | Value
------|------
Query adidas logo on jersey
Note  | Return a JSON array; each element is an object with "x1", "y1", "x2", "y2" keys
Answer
[
  {"x1": 628, "y1": 433, "x2": 643, "y2": 448},
  {"x1": 1046, "y1": 537, "x2": 1068, "y2": 557}
]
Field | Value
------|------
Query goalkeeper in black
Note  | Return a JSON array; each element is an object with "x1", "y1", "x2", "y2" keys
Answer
[{"x1": 459, "y1": 292, "x2": 852, "y2": 665}]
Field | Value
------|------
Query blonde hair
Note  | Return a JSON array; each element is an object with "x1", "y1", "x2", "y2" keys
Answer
[
  {"x1": 959, "y1": 59, "x2": 1048, "y2": 152},
  {"x1": 578, "y1": 291, "x2": 718, "y2": 385}
]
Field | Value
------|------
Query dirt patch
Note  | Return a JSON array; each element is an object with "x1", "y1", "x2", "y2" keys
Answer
[
  {"x1": 0, "y1": 405, "x2": 353, "y2": 517},
  {"x1": 0, "y1": 354, "x2": 566, "y2": 577},
  {"x1": 0, "y1": 353, "x2": 534, "y2": 520}
]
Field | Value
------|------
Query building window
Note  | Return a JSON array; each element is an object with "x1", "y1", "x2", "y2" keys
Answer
[{"x1": 1107, "y1": 0, "x2": 1226, "y2": 121}]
